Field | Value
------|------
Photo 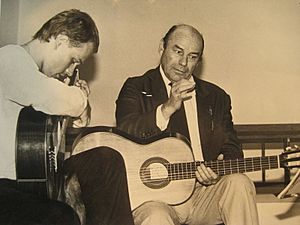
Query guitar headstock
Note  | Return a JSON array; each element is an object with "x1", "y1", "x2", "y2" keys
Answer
[{"x1": 280, "y1": 145, "x2": 300, "y2": 169}]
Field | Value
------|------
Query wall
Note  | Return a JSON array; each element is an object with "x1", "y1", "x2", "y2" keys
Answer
[
  {"x1": 6, "y1": 0, "x2": 300, "y2": 126},
  {"x1": 0, "y1": 0, "x2": 19, "y2": 46}
]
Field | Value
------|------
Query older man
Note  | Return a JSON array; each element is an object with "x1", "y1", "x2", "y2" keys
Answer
[{"x1": 116, "y1": 24, "x2": 259, "y2": 225}]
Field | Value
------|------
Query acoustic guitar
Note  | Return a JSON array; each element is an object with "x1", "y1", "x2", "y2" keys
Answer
[
  {"x1": 71, "y1": 126, "x2": 300, "y2": 210},
  {"x1": 16, "y1": 106, "x2": 66, "y2": 199}
]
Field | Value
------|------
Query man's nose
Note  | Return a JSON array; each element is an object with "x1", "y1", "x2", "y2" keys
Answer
[{"x1": 179, "y1": 55, "x2": 188, "y2": 66}]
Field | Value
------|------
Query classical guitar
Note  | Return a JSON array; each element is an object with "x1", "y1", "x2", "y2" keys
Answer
[
  {"x1": 16, "y1": 106, "x2": 66, "y2": 199},
  {"x1": 71, "y1": 126, "x2": 300, "y2": 210},
  {"x1": 15, "y1": 69, "x2": 80, "y2": 199}
]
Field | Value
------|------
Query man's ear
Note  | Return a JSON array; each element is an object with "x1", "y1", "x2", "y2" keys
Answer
[
  {"x1": 54, "y1": 34, "x2": 69, "y2": 49},
  {"x1": 158, "y1": 39, "x2": 165, "y2": 56}
]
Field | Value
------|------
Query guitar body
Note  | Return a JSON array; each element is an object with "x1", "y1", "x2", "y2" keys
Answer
[
  {"x1": 16, "y1": 107, "x2": 65, "y2": 200},
  {"x1": 72, "y1": 126, "x2": 196, "y2": 210}
]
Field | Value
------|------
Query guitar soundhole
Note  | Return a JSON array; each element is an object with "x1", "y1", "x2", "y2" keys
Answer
[{"x1": 140, "y1": 157, "x2": 170, "y2": 189}]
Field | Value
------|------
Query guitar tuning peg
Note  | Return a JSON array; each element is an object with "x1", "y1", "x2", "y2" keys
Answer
[
  {"x1": 284, "y1": 143, "x2": 300, "y2": 152},
  {"x1": 284, "y1": 137, "x2": 291, "y2": 151},
  {"x1": 285, "y1": 146, "x2": 292, "y2": 151}
]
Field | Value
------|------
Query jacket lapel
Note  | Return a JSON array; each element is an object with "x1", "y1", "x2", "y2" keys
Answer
[{"x1": 148, "y1": 67, "x2": 169, "y2": 107}]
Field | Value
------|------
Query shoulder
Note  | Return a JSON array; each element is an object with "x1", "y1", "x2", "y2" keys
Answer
[
  {"x1": 0, "y1": 45, "x2": 36, "y2": 69},
  {"x1": 126, "y1": 67, "x2": 158, "y2": 82},
  {"x1": 194, "y1": 76, "x2": 230, "y2": 97},
  {"x1": 0, "y1": 45, "x2": 25, "y2": 57},
  {"x1": 122, "y1": 67, "x2": 159, "y2": 88}
]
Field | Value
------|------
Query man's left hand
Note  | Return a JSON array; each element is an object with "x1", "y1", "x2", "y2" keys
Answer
[
  {"x1": 75, "y1": 79, "x2": 90, "y2": 97},
  {"x1": 195, "y1": 154, "x2": 223, "y2": 186}
]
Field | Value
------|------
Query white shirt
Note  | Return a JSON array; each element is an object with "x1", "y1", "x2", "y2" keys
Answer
[
  {"x1": 156, "y1": 66, "x2": 204, "y2": 161},
  {"x1": 0, "y1": 45, "x2": 87, "y2": 179}
]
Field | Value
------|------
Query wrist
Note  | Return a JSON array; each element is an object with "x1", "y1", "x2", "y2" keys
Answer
[{"x1": 161, "y1": 102, "x2": 176, "y2": 120}]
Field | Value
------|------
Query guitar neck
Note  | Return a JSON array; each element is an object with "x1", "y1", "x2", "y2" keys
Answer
[{"x1": 167, "y1": 155, "x2": 281, "y2": 180}]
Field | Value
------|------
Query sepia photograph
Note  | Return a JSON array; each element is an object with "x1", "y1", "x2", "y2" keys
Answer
[{"x1": 1, "y1": 0, "x2": 300, "y2": 224}]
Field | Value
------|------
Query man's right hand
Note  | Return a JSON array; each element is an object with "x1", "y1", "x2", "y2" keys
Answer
[
  {"x1": 75, "y1": 79, "x2": 90, "y2": 97},
  {"x1": 161, "y1": 79, "x2": 195, "y2": 120}
]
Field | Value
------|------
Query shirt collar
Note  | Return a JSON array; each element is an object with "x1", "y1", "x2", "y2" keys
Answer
[{"x1": 159, "y1": 65, "x2": 170, "y2": 89}]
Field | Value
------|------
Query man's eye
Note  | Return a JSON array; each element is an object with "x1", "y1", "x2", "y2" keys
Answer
[
  {"x1": 188, "y1": 55, "x2": 199, "y2": 60},
  {"x1": 174, "y1": 49, "x2": 182, "y2": 55}
]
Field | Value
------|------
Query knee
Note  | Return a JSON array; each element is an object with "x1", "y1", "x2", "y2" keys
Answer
[
  {"x1": 137, "y1": 201, "x2": 171, "y2": 215},
  {"x1": 46, "y1": 200, "x2": 81, "y2": 225},
  {"x1": 133, "y1": 201, "x2": 179, "y2": 225},
  {"x1": 221, "y1": 174, "x2": 256, "y2": 194},
  {"x1": 87, "y1": 147, "x2": 126, "y2": 168}
]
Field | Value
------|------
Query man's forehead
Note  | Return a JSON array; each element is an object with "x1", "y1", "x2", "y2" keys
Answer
[
  {"x1": 169, "y1": 28, "x2": 202, "y2": 45},
  {"x1": 169, "y1": 34, "x2": 203, "y2": 53},
  {"x1": 75, "y1": 42, "x2": 95, "y2": 61}
]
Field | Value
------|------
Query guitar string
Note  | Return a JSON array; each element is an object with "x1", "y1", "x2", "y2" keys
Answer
[
  {"x1": 137, "y1": 157, "x2": 279, "y2": 171},
  {"x1": 128, "y1": 159, "x2": 280, "y2": 183},
  {"x1": 122, "y1": 162, "x2": 279, "y2": 184},
  {"x1": 136, "y1": 158, "x2": 279, "y2": 174},
  {"x1": 119, "y1": 163, "x2": 280, "y2": 184}
]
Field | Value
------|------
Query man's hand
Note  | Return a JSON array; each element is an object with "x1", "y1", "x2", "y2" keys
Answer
[
  {"x1": 161, "y1": 79, "x2": 195, "y2": 120},
  {"x1": 195, "y1": 164, "x2": 219, "y2": 186},
  {"x1": 75, "y1": 79, "x2": 90, "y2": 97},
  {"x1": 195, "y1": 154, "x2": 224, "y2": 186}
]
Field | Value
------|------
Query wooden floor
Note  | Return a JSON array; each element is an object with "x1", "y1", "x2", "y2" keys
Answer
[
  {"x1": 257, "y1": 194, "x2": 300, "y2": 225},
  {"x1": 255, "y1": 183, "x2": 300, "y2": 225}
]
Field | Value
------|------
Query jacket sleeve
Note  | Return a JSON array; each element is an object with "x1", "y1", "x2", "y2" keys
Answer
[
  {"x1": 115, "y1": 78, "x2": 162, "y2": 139},
  {"x1": 219, "y1": 93, "x2": 243, "y2": 160}
]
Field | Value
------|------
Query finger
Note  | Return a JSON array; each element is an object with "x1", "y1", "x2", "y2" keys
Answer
[
  {"x1": 199, "y1": 163, "x2": 214, "y2": 180},
  {"x1": 173, "y1": 83, "x2": 195, "y2": 95},
  {"x1": 63, "y1": 77, "x2": 71, "y2": 85},
  {"x1": 196, "y1": 165, "x2": 210, "y2": 184},
  {"x1": 217, "y1": 154, "x2": 224, "y2": 160},
  {"x1": 206, "y1": 167, "x2": 219, "y2": 180},
  {"x1": 75, "y1": 81, "x2": 90, "y2": 95},
  {"x1": 170, "y1": 86, "x2": 195, "y2": 102},
  {"x1": 172, "y1": 78, "x2": 194, "y2": 86},
  {"x1": 85, "y1": 87, "x2": 90, "y2": 96},
  {"x1": 195, "y1": 172, "x2": 218, "y2": 186},
  {"x1": 195, "y1": 169, "x2": 205, "y2": 184},
  {"x1": 180, "y1": 91, "x2": 195, "y2": 100}
]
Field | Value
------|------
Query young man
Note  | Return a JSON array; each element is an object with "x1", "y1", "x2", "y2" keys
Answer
[
  {"x1": 0, "y1": 9, "x2": 134, "y2": 225},
  {"x1": 116, "y1": 24, "x2": 259, "y2": 225}
]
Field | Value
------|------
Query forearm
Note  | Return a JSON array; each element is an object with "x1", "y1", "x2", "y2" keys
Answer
[
  {"x1": 7, "y1": 74, "x2": 87, "y2": 117},
  {"x1": 32, "y1": 85, "x2": 87, "y2": 117}
]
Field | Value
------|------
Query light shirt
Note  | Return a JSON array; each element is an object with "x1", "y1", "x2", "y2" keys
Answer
[
  {"x1": 0, "y1": 45, "x2": 87, "y2": 179},
  {"x1": 156, "y1": 65, "x2": 204, "y2": 161}
]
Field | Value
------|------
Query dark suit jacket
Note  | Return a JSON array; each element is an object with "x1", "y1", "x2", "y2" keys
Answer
[{"x1": 115, "y1": 67, "x2": 243, "y2": 161}]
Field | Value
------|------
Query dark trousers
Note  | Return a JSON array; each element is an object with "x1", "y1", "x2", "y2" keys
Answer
[
  {"x1": 1, "y1": 147, "x2": 133, "y2": 225},
  {"x1": 0, "y1": 179, "x2": 80, "y2": 225},
  {"x1": 64, "y1": 147, "x2": 134, "y2": 225}
]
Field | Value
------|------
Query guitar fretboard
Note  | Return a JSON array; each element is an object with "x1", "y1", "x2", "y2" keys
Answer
[{"x1": 166, "y1": 155, "x2": 280, "y2": 180}]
